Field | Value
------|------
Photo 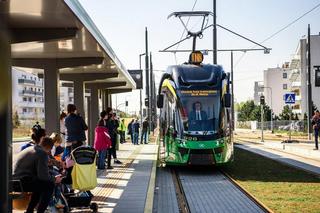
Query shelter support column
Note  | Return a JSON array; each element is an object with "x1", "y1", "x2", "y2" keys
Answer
[
  {"x1": 88, "y1": 86, "x2": 99, "y2": 145},
  {"x1": 0, "y1": 31, "x2": 11, "y2": 213},
  {"x1": 44, "y1": 62, "x2": 60, "y2": 134},
  {"x1": 73, "y1": 79, "x2": 85, "y2": 119}
]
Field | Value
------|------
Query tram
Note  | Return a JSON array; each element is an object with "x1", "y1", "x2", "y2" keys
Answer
[{"x1": 157, "y1": 11, "x2": 233, "y2": 166}]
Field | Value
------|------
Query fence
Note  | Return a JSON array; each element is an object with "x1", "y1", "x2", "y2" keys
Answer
[{"x1": 236, "y1": 120, "x2": 308, "y2": 133}]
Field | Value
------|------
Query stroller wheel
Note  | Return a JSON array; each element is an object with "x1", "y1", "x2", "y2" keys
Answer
[{"x1": 90, "y1": 202, "x2": 98, "y2": 212}]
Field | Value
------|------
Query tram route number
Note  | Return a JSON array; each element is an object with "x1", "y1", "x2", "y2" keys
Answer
[
  {"x1": 183, "y1": 136, "x2": 198, "y2": 141},
  {"x1": 181, "y1": 90, "x2": 217, "y2": 97}
]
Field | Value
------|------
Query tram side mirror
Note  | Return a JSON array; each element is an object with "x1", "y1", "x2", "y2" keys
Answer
[
  {"x1": 224, "y1": 93, "x2": 231, "y2": 108},
  {"x1": 157, "y1": 94, "x2": 164, "y2": 108}
]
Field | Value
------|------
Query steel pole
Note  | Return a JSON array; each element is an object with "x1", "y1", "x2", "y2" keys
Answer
[
  {"x1": 213, "y1": 0, "x2": 217, "y2": 64},
  {"x1": 139, "y1": 53, "x2": 145, "y2": 125},
  {"x1": 270, "y1": 88, "x2": 273, "y2": 133},
  {"x1": 150, "y1": 52, "x2": 153, "y2": 131},
  {"x1": 231, "y1": 51, "x2": 234, "y2": 130},
  {"x1": 261, "y1": 104, "x2": 264, "y2": 142},
  {"x1": 145, "y1": 27, "x2": 150, "y2": 123},
  {"x1": 307, "y1": 24, "x2": 313, "y2": 140}
]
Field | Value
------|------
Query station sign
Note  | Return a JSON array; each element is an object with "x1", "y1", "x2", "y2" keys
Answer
[
  {"x1": 128, "y1": 69, "x2": 143, "y2": 89},
  {"x1": 284, "y1": 93, "x2": 295, "y2": 104}
]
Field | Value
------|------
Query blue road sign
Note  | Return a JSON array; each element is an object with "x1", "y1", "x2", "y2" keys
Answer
[{"x1": 284, "y1": 93, "x2": 295, "y2": 104}]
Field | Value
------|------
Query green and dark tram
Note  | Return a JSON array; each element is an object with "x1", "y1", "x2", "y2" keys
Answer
[{"x1": 157, "y1": 11, "x2": 233, "y2": 166}]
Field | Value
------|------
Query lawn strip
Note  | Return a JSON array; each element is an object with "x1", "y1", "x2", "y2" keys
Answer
[{"x1": 222, "y1": 147, "x2": 320, "y2": 213}]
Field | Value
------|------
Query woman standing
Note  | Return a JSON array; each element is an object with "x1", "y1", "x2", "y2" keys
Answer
[{"x1": 94, "y1": 111, "x2": 112, "y2": 169}]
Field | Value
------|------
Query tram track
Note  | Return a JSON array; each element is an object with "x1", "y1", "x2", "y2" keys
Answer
[
  {"x1": 169, "y1": 167, "x2": 271, "y2": 213},
  {"x1": 171, "y1": 168, "x2": 190, "y2": 213}
]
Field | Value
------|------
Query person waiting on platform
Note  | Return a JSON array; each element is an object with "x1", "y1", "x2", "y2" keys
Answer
[
  {"x1": 127, "y1": 119, "x2": 134, "y2": 144},
  {"x1": 118, "y1": 118, "x2": 126, "y2": 144},
  {"x1": 189, "y1": 101, "x2": 208, "y2": 121},
  {"x1": 62, "y1": 104, "x2": 88, "y2": 160},
  {"x1": 21, "y1": 123, "x2": 46, "y2": 151},
  {"x1": 94, "y1": 110, "x2": 112, "y2": 170},
  {"x1": 141, "y1": 118, "x2": 149, "y2": 144},
  {"x1": 13, "y1": 137, "x2": 63, "y2": 213},
  {"x1": 312, "y1": 110, "x2": 320, "y2": 150},
  {"x1": 105, "y1": 108, "x2": 122, "y2": 166},
  {"x1": 132, "y1": 119, "x2": 140, "y2": 145}
]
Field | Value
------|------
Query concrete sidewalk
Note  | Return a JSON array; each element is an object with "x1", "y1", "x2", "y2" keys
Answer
[
  {"x1": 236, "y1": 139, "x2": 320, "y2": 176},
  {"x1": 13, "y1": 136, "x2": 159, "y2": 213}
]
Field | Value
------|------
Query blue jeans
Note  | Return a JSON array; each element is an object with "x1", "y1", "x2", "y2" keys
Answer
[
  {"x1": 133, "y1": 132, "x2": 139, "y2": 145},
  {"x1": 97, "y1": 150, "x2": 107, "y2": 169},
  {"x1": 141, "y1": 131, "x2": 148, "y2": 144},
  {"x1": 315, "y1": 129, "x2": 319, "y2": 149},
  {"x1": 130, "y1": 133, "x2": 134, "y2": 144}
]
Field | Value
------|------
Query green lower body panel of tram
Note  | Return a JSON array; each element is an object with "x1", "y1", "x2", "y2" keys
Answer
[{"x1": 163, "y1": 137, "x2": 233, "y2": 166}]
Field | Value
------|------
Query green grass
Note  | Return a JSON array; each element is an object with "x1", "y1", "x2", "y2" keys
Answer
[{"x1": 223, "y1": 148, "x2": 320, "y2": 213}]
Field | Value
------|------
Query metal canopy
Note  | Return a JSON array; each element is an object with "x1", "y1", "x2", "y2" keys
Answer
[{"x1": 2, "y1": 0, "x2": 136, "y2": 90}]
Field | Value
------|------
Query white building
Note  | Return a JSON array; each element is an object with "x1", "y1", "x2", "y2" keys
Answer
[
  {"x1": 12, "y1": 68, "x2": 74, "y2": 123},
  {"x1": 289, "y1": 35, "x2": 320, "y2": 115},
  {"x1": 12, "y1": 67, "x2": 45, "y2": 121},
  {"x1": 263, "y1": 64, "x2": 292, "y2": 115}
]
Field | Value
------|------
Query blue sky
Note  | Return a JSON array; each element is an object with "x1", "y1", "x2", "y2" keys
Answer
[{"x1": 78, "y1": 0, "x2": 320, "y2": 113}]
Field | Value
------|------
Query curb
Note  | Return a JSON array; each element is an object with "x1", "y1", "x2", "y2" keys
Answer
[{"x1": 144, "y1": 134, "x2": 159, "y2": 213}]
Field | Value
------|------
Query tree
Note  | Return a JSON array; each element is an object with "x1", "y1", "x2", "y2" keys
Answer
[
  {"x1": 237, "y1": 100, "x2": 271, "y2": 121},
  {"x1": 279, "y1": 105, "x2": 299, "y2": 120},
  {"x1": 12, "y1": 111, "x2": 20, "y2": 128},
  {"x1": 250, "y1": 104, "x2": 272, "y2": 122},
  {"x1": 237, "y1": 100, "x2": 255, "y2": 121}
]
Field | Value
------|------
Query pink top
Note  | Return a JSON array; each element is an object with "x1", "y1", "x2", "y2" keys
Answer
[{"x1": 94, "y1": 126, "x2": 112, "y2": 151}]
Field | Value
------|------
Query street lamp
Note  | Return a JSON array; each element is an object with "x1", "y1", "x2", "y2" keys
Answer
[{"x1": 261, "y1": 86, "x2": 273, "y2": 133}]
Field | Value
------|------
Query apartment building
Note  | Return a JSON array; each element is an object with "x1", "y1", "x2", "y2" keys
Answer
[
  {"x1": 12, "y1": 67, "x2": 45, "y2": 121},
  {"x1": 12, "y1": 68, "x2": 74, "y2": 122},
  {"x1": 289, "y1": 35, "x2": 320, "y2": 115},
  {"x1": 263, "y1": 65, "x2": 292, "y2": 115}
]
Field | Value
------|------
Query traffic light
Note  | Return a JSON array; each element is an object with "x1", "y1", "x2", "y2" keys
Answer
[
  {"x1": 260, "y1": 95, "x2": 265, "y2": 105},
  {"x1": 145, "y1": 98, "x2": 149, "y2": 107}
]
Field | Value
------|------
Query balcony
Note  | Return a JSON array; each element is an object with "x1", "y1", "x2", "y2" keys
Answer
[
  {"x1": 18, "y1": 78, "x2": 35, "y2": 85},
  {"x1": 289, "y1": 69, "x2": 300, "y2": 81},
  {"x1": 291, "y1": 81, "x2": 301, "y2": 88},
  {"x1": 20, "y1": 90, "x2": 43, "y2": 96}
]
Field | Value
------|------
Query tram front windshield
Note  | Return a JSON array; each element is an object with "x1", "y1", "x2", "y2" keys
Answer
[{"x1": 178, "y1": 90, "x2": 220, "y2": 135}]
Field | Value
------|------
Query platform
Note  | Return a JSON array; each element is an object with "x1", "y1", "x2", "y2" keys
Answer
[{"x1": 236, "y1": 140, "x2": 320, "y2": 176}]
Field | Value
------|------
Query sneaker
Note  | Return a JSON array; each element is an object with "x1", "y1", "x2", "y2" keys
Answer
[
  {"x1": 107, "y1": 166, "x2": 114, "y2": 169},
  {"x1": 114, "y1": 160, "x2": 122, "y2": 164}
]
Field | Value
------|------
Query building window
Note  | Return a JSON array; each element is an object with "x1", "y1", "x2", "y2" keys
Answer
[
  {"x1": 283, "y1": 73, "x2": 287, "y2": 79},
  {"x1": 283, "y1": 84, "x2": 287, "y2": 90},
  {"x1": 23, "y1": 108, "x2": 27, "y2": 113},
  {"x1": 34, "y1": 98, "x2": 37, "y2": 102},
  {"x1": 23, "y1": 97, "x2": 27, "y2": 102},
  {"x1": 28, "y1": 97, "x2": 32, "y2": 102},
  {"x1": 69, "y1": 97, "x2": 73, "y2": 102}
]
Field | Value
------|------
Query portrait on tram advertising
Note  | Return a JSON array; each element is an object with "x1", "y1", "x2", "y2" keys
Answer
[{"x1": 179, "y1": 90, "x2": 219, "y2": 133}]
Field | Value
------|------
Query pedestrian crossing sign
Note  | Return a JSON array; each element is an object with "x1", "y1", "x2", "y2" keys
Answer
[{"x1": 284, "y1": 93, "x2": 295, "y2": 104}]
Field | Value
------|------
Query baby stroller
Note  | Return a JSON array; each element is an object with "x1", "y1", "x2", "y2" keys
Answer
[{"x1": 60, "y1": 146, "x2": 98, "y2": 212}]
